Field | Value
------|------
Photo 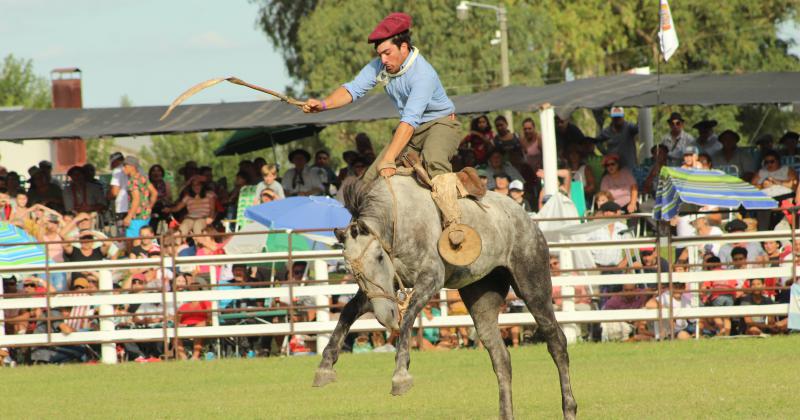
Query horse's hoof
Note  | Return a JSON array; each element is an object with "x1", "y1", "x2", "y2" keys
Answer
[
  {"x1": 390, "y1": 373, "x2": 414, "y2": 396},
  {"x1": 312, "y1": 368, "x2": 337, "y2": 387}
]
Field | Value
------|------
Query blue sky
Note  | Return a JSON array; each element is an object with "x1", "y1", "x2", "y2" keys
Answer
[
  {"x1": 1, "y1": 0, "x2": 292, "y2": 108},
  {"x1": 2, "y1": 1, "x2": 798, "y2": 109}
]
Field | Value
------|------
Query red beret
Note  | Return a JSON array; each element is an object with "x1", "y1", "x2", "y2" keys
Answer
[{"x1": 368, "y1": 12, "x2": 412, "y2": 43}]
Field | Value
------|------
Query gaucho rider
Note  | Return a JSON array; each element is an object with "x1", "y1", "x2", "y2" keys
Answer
[{"x1": 303, "y1": 12, "x2": 475, "y2": 257}]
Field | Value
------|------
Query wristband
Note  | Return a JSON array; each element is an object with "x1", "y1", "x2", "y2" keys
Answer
[{"x1": 321, "y1": 100, "x2": 327, "y2": 111}]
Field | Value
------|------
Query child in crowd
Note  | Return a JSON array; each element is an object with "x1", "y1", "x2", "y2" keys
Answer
[{"x1": 255, "y1": 164, "x2": 285, "y2": 200}]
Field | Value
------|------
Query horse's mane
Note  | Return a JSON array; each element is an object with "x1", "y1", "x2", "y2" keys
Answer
[{"x1": 341, "y1": 177, "x2": 394, "y2": 236}]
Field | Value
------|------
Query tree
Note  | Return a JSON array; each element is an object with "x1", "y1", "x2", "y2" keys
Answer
[{"x1": 0, "y1": 54, "x2": 51, "y2": 109}]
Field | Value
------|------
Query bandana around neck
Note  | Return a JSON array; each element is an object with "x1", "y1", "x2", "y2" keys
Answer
[{"x1": 376, "y1": 47, "x2": 419, "y2": 87}]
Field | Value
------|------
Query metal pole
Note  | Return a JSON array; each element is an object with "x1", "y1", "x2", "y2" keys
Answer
[
  {"x1": 539, "y1": 104, "x2": 559, "y2": 196},
  {"x1": 498, "y1": 5, "x2": 512, "y2": 129},
  {"x1": 98, "y1": 269, "x2": 116, "y2": 364}
]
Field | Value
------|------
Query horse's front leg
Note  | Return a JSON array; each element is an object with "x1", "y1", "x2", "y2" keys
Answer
[
  {"x1": 391, "y1": 277, "x2": 441, "y2": 396},
  {"x1": 313, "y1": 290, "x2": 369, "y2": 387}
]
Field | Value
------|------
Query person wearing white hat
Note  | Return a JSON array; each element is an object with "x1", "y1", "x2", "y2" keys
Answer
[
  {"x1": 598, "y1": 106, "x2": 639, "y2": 169},
  {"x1": 508, "y1": 180, "x2": 531, "y2": 212}
]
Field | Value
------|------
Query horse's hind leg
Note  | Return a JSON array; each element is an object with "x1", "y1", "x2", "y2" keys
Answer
[
  {"x1": 510, "y1": 262, "x2": 577, "y2": 420},
  {"x1": 313, "y1": 290, "x2": 369, "y2": 387},
  {"x1": 459, "y1": 270, "x2": 514, "y2": 420}
]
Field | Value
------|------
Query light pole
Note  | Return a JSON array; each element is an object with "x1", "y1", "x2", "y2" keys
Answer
[{"x1": 456, "y1": 1, "x2": 512, "y2": 129}]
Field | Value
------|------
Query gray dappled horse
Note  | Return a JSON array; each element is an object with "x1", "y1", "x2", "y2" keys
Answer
[{"x1": 313, "y1": 176, "x2": 577, "y2": 419}]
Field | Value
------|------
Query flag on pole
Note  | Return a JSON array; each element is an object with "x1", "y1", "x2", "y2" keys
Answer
[{"x1": 658, "y1": 0, "x2": 679, "y2": 61}]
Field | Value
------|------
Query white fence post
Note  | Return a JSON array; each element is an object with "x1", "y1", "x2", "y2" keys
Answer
[
  {"x1": 98, "y1": 269, "x2": 116, "y2": 364},
  {"x1": 558, "y1": 249, "x2": 579, "y2": 344},
  {"x1": 314, "y1": 259, "x2": 330, "y2": 351}
]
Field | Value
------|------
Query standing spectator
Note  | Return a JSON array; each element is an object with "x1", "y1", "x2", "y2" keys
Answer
[
  {"x1": 337, "y1": 150, "x2": 359, "y2": 183},
  {"x1": 660, "y1": 112, "x2": 696, "y2": 165},
  {"x1": 600, "y1": 154, "x2": 638, "y2": 213},
  {"x1": 555, "y1": 114, "x2": 585, "y2": 153},
  {"x1": 108, "y1": 152, "x2": 129, "y2": 234},
  {"x1": 779, "y1": 131, "x2": 799, "y2": 158},
  {"x1": 459, "y1": 115, "x2": 494, "y2": 165},
  {"x1": 165, "y1": 176, "x2": 215, "y2": 236},
  {"x1": 711, "y1": 130, "x2": 755, "y2": 180},
  {"x1": 312, "y1": 150, "x2": 338, "y2": 192},
  {"x1": 492, "y1": 115, "x2": 522, "y2": 157},
  {"x1": 36, "y1": 213, "x2": 67, "y2": 290},
  {"x1": 27, "y1": 168, "x2": 64, "y2": 213},
  {"x1": 519, "y1": 117, "x2": 542, "y2": 171},
  {"x1": 282, "y1": 149, "x2": 324, "y2": 197},
  {"x1": 6, "y1": 171, "x2": 25, "y2": 197},
  {"x1": 598, "y1": 107, "x2": 639, "y2": 169},
  {"x1": 565, "y1": 145, "x2": 596, "y2": 201},
  {"x1": 692, "y1": 120, "x2": 721, "y2": 156},
  {"x1": 336, "y1": 158, "x2": 368, "y2": 204},
  {"x1": 482, "y1": 150, "x2": 523, "y2": 190},
  {"x1": 508, "y1": 180, "x2": 530, "y2": 211},
  {"x1": 587, "y1": 202, "x2": 630, "y2": 304},
  {"x1": 255, "y1": 164, "x2": 285, "y2": 199},
  {"x1": 63, "y1": 166, "x2": 106, "y2": 214},
  {"x1": 122, "y1": 156, "x2": 157, "y2": 238},
  {"x1": 355, "y1": 132, "x2": 375, "y2": 162},
  {"x1": 148, "y1": 164, "x2": 171, "y2": 233},
  {"x1": 642, "y1": 144, "x2": 669, "y2": 196}
]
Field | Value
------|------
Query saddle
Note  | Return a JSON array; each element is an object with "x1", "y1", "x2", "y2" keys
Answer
[{"x1": 400, "y1": 151, "x2": 486, "y2": 199}]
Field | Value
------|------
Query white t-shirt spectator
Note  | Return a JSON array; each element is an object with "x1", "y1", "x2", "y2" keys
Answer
[
  {"x1": 110, "y1": 166, "x2": 129, "y2": 213},
  {"x1": 282, "y1": 167, "x2": 324, "y2": 196},
  {"x1": 586, "y1": 221, "x2": 630, "y2": 266}
]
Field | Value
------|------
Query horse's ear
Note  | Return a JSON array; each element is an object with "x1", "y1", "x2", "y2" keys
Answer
[{"x1": 334, "y1": 227, "x2": 346, "y2": 243}]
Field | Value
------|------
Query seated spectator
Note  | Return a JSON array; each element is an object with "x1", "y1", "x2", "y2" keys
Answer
[
  {"x1": 711, "y1": 130, "x2": 755, "y2": 180},
  {"x1": 697, "y1": 153, "x2": 713, "y2": 169},
  {"x1": 312, "y1": 150, "x2": 338, "y2": 193},
  {"x1": 680, "y1": 146, "x2": 703, "y2": 169},
  {"x1": 645, "y1": 281, "x2": 695, "y2": 340},
  {"x1": 255, "y1": 164, "x2": 286, "y2": 200},
  {"x1": 459, "y1": 115, "x2": 494, "y2": 165},
  {"x1": 337, "y1": 150, "x2": 359, "y2": 183},
  {"x1": 175, "y1": 275, "x2": 210, "y2": 360},
  {"x1": 63, "y1": 230, "x2": 111, "y2": 283},
  {"x1": 739, "y1": 278, "x2": 783, "y2": 335},
  {"x1": 508, "y1": 180, "x2": 530, "y2": 211},
  {"x1": 586, "y1": 202, "x2": 630, "y2": 305},
  {"x1": 286, "y1": 261, "x2": 319, "y2": 322},
  {"x1": 717, "y1": 219, "x2": 765, "y2": 263},
  {"x1": 701, "y1": 255, "x2": 737, "y2": 336},
  {"x1": 592, "y1": 190, "x2": 614, "y2": 213},
  {"x1": 642, "y1": 144, "x2": 669, "y2": 195},
  {"x1": 63, "y1": 165, "x2": 106, "y2": 214},
  {"x1": 492, "y1": 115, "x2": 522, "y2": 157},
  {"x1": 282, "y1": 149, "x2": 324, "y2": 197},
  {"x1": 759, "y1": 240, "x2": 785, "y2": 298},
  {"x1": 661, "y1": 112, "x2": 695, "y2": 165},
  {"x1": 64, "y1": 277, "x2": 96, "y2": 332},
  {"x1": 692, "y1": 216, "x2": 724, "y2": 259},
  {"x1": 600, "y1": 283, "x2": 650, "y2": 342},
  {"x1": 600, "y1": 153, "x2": 638, "y2": 213},
  {"x1": 36, "y1": 213, "x2": 68, "y2": 291},
  {"x1": 631, "y1": 247, "x2": 669, "y2": 290},
  {"x1": 3, "y1": 277, "x2": 30, "y2": 336},
  {"x1": 411, "y1": 301, "x2": 448, "y2": 351},
  {"x1": 536, "y1": 167, "x2": 573, "y2": 209},
  {"x1": 259, "y1": 188, "x2": 279, "y2": 204},
  {"x1": 30, "y1": 305, "x2": 84, "y2": 364},
  {"x1": 129, "y1": 225, "x2": 160, "y2": 258},
  {"x1": 550, "y1": 254, "x2": 591, "y2": 340},
  {"x1": 9, "y1": 192, "x2": 30, "y2": 227},
  {"x1": 493, "y1": 173, "x2": 511, "y2": 196},
  {"x1": 194, "y1": 227, "x2": 229, "y2": 284},
  {"x1": 482, "y1": 150, "x2": 523, "y2": 190},
  {"x1": 752, "y1": 150, "x2": 797, "y2": 191},
  {"x1": 165, "y1": 175, "x2": 216, "y2": 236},
  {"x1": 693, "y1": 119, "x2": 721, "y2": 156}
]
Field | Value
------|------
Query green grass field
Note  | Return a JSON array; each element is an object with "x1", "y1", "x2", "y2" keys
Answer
[{"x1": 4, "y1": 336, "x2": 798, "y2": 419}]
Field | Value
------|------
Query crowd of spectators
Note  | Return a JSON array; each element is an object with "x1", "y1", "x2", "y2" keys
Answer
[{"x1": 1, "y1": 108, "x2": 798, "y2": 365}]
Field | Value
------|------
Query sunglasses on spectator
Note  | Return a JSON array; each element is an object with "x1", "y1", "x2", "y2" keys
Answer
[
  {"x1": 132, "y1": 279, "x2": 144, "y2": 285},
  {"x1": 764, "y1": 159, "x2": 777, "y2": 164},
  {"x1": 669, "y1": 120, "x2": 682, "y2": 126},
  {"x1": 75, "y1": 286, "x2": 85, "y2": 290},
  {"x1": 23, "y1": 283, "x2": 36, "y2": 288}
]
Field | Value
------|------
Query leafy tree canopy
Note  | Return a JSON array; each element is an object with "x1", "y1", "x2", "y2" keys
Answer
[{"x1": 0, "y1": 54, "x2": 51, "y2": 109}]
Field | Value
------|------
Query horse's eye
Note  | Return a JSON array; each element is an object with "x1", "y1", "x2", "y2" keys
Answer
[{"x1": 377, "y1": 254, "x2": 384, "y2": 263}]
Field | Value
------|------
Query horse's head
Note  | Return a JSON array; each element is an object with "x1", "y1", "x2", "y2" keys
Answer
[{"x1": 335, "y1": 220, "x2": 399, "y2": 330}]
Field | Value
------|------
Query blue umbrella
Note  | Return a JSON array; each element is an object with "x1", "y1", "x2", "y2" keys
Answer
[
  {"x1": 0, "y1": 222, "x2": 48, "y2": 267},
  {"x1": 654, "y1": 167, "x2": 778, "y2": 220},
  {"x1": 244, "y1": 196, "x2": 352, "y2": 239}
]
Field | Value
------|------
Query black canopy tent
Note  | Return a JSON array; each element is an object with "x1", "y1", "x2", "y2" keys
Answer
[
  {"x1": 214, "y1": 125, "x2": 325, "y2": 156},
  {"x1": 0, "y1": 72, "x2": 798, "y2": 142}
]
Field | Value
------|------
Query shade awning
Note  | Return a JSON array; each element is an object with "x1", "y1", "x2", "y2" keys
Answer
[
  {"x1": 1, "y1": 72, "x2": 799, "y2": 141},
  {"x1": 214, "y1": 125, "x2": 325, "y2": 156},
  {"x1": 653, "y1": 167, "x2": 778, "y2": 220}
]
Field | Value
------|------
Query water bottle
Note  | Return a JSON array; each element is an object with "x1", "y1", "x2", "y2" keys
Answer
[{"x1": 205, "y1": 351, "x2": 215, "y2": 361}]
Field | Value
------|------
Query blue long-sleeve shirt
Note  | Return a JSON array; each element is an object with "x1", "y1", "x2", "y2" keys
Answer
[{"x1": 342, "y1": 52, "x2": 454, "y2": 128}]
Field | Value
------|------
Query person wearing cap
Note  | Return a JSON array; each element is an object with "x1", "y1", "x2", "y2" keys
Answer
[
  {"x1": 680, "y1": 145, "x2": 703, "y2": 169},
  {"x1": 599, "y1": 153, "x2": 638, "y2": 213},
  {"x1": 302, "y1": 12, "x2": 457, "y2": 182},
  {"x1": 301, "y1": 12, "x2": 469, "y2": 248},
  {"x1": 122, "y1": 156, "x2": 158, "y2": 238},
  {"x1": 692, "y1": 119, "x2": 721, "y2": 156},
  {"x1": 554, "y1": 113, "x2": 586, "y2": 153},
  {"x1": 108, "y1": 151, "x2": 130, "y2": 233},
  {"x1": 598, "y1": 107, "x2": 639, "y2": 169},
  {"x1": 660, "y1": 112, "x2": 696, "y2": 165},
  {"x1": 282, "y1": 149, "x2": 324, "y2": 197},
  {"x1": 508, "y1": 180, "x2": 530, "y2": 212},
  {"x1": 710, "y1": 130, "x2": 755, "y2": 180}
]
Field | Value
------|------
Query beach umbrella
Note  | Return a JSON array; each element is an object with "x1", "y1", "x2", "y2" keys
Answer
[
  {"x1": 0, "y1": 222, "x2": 48, "y2": 266},
  {"x1": 244, "y1": 196, "x2": 351, "y2": 241},
  {"x1": 654, "y1": 167, "x2": 778, "y2": 221}
]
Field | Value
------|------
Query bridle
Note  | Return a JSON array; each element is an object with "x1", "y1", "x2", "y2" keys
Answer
[{"x1": 344, "y1": 177, "x2": 413, "y2": 320}]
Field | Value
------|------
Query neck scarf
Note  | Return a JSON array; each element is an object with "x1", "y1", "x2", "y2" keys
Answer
[{"x1": 376, "y1": 47, "x2": 419, "y2": 87}]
